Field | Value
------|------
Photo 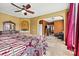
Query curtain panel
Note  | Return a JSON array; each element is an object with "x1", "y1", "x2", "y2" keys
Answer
[{"x1": 66, "y1": 3, "x2": 75, "y2": 51}]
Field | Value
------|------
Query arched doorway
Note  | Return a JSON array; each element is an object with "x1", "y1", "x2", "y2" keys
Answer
[{"x1": 37, "y1": 16, "x2": 64, "y2": 36}]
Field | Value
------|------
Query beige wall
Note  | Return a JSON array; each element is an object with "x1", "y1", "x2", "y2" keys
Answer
[
  {"x1": 0, "y1": 13, "x2": 20, "y2": 31},
  {"x1": 0, "y1": 9, "x2": 67, "y2": 38},
  {"x1": 0, "y1": 12, "x2": 30, "y2": 31},
  {"x1": 30, "y1": 18, "x2": 37, "y2": 34}
]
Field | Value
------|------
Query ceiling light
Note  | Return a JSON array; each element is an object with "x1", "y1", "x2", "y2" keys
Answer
[{"x1": 21, "y1": 10, "x2": 26, "y2": 13}]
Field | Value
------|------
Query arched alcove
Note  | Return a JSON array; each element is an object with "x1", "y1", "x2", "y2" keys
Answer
[
  {"x1": 3, "y1": 21, "x2": 16, "y2": 31},
  {"x1": 20, "y1": 20, "x2": 29, "y2": 31}
]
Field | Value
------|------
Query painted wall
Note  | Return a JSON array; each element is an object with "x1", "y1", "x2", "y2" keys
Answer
[
  {"x1": 30, "y1": 9, "x2": 67, "y2": 35},
  {"x1": 0, "y1": 12, "x2": 20, "y2": 31},
  {"x1": 0, "y1": 12, "x2": 30, "y2": 31},
  {"x1": 30, "y1": 19, "x2": 37, "y2": 34},
  {"x1": 0, "y1": 9, "x2": 67, "y2": 40}
]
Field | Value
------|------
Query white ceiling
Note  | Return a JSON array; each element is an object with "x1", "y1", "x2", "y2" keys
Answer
[{"x1": 0, "y1": 3, "x2": 69, "y2": 18}]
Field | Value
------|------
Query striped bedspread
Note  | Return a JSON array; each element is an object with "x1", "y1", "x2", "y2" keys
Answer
[
  {"x1": 0, "y1": 37, "x2": 26, "y2": 56},
  {"x1": 0, "y1": 34, "x2": 48, "y2": 56}
]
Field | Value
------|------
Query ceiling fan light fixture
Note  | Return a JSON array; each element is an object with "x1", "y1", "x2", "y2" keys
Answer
[{"x1": 21, "y1": 10, "x2": 26, "y2": 13}]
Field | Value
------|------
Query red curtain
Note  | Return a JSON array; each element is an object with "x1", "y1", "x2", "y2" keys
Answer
[
  {"x1": 74, "y1": 4, "x2": 79, "y2": 56},
  {"x1": 65, "y1": 3, "x2": 79, "y2": 56},
  {"x1": 65, "y1": 3, "x2": 75, "y2": 51}
]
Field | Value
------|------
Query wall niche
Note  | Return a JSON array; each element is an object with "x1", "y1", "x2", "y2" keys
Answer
[{"x1": 20, "y1": 20, "x2": 29, "y2": 31}]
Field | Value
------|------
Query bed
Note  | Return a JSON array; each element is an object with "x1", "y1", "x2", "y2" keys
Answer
[{"x1": 0, "y1": 33, "x2": 48, "y2": 56}]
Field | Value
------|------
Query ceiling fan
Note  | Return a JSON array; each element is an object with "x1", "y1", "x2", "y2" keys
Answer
[{"x1": 11, "y1": 3, "x2": 34, "y2": 15}]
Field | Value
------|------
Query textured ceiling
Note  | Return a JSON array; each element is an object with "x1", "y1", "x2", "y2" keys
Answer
[{"x1": 0, "y1": 3, "x2": 69, "y2": 18}]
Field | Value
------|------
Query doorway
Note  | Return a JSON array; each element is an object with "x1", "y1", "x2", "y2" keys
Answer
[{"x1": 37, "y1": 16, "x2": 64, "y2": 40}]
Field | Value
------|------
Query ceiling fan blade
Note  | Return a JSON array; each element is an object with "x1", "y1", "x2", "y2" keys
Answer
[
  {"x1": 11, "y1": 3, "x2": 23, "y2": 9},
  {"x1": 25, "y1": 9, "x2": 34, "y2": 14},
  {"x1": 14, "y1": 10, "x2": 22, "y2": 12},
  {"x1": 23, "y1": 4, "x2": 31, "y2": 9},
  {"x1": 25, "y1": 4, "x2": 31, "y2": 9}
]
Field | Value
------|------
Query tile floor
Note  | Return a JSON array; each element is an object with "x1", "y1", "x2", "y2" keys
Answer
[{"x1": 45, "y1": 35, "x2": 74, "y2": 56}]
